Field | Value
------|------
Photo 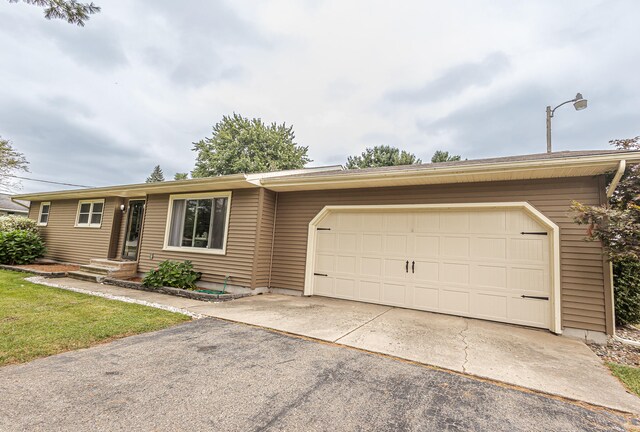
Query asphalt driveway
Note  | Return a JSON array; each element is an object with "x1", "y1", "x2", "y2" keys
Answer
[{"x1": 0, "y1": 319, "x2": 632, "y2": 431}]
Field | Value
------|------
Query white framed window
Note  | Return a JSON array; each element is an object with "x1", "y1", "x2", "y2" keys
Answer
[
  {"x1": 163, "y1": 191, "x2": 231, "y2": 255},
  {"x1": 37, "y1": 202, "x2": 51, "y2": 226},
  {"x1": 75, "y1": 199, "x2": 105, "y2": 228}
]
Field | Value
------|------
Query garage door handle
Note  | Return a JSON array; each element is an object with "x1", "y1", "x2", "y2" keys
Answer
[
  {"x1": 412, "y1": 261, "x2": 415, "y2": 273},
  {"x1": 405, "y1": 260, "x2": 409, "y2": 273},
  {"x1": 521, "y1": 295, "x2": 549, "y2": 300}
]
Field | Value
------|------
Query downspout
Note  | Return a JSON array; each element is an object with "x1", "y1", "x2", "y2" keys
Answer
[
  {"x1": 267, "y1": 192, "x2": 278, "y2": 290},
  {"x1": 605, "y1": 160, "x2": 637, "y2": 345}
]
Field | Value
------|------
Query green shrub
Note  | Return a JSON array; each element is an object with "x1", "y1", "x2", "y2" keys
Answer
[
  {"x1": 0, "y1": 216, "x2": 38, "y2": 234},
  {"x1": 0, "y1": 230, "x2": 46, "y2": 265},
  {"x1": 613, "y1": 258, "x2": 640, "y2": 325},
  {"x1": 143, "y1": 260, "x2": 201, "y2": 290}
]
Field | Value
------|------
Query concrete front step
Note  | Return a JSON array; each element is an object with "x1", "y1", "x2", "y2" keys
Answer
[
  {"x1": 68, "y1": 271, "x2": 105, "y2": 283},
  {"x1": 79, "y1": 265, "x2": 113, "y2": 275}
]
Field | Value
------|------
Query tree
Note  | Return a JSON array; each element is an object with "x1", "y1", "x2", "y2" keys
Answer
[
  {"x1": 8, "y1": 0, "x2": 100, "y2": 26},
  {"x1": 0, "y1": 137, "x2": 29, "y2": 192},
  {"x1": 431, "y1": 150, "x2": 462, "y2": 163},
  {"x1": 572, "y1": 136, "x2": 640, "y2": 323},
  {"x1": 146, "y1": 165, "x2": 165, "y2": 183},
  {"x1": 174, "y1": 172, "x2": 188, "y2": 181},
  {"x1": 345, "y1": 145, "x2": 421, "y2": 169},
  {"x1": 191, "y1": 113, "x2": 311, "y2": 177}
]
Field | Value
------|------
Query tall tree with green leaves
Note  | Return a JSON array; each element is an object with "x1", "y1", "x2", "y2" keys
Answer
[
  {"x1": 345, "y1": 145, "x2": 421, "y2": 169},
  {"x1": 174, "y1": 172, "x2": 188, "y2": 181},
  {"x1": 0, "y1": 137, "x2": 29, "y2": 192},
  {"x1": 8, "y1": 0, "x2": 100, "y2": 26},
  {"x1": 145, "y1": 165, "x2": 165, "y2": 183},
  {"x1": 431, "y1": 150, "x2": 462, "y2": 163},
  {"x1": 191, "y1": 113, "x2": 311, "y2": 177}
]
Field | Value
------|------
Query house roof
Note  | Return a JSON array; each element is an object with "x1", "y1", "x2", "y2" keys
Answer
[
  {"x1": 0, "y1": 194, "x2": 29, "y2": 213},
  {"x1": 260, "y1": 149, "x2": 640, "y2": 191},
  {"x1": 12, "y1": 150, "x2": 640, "y2": 201}
]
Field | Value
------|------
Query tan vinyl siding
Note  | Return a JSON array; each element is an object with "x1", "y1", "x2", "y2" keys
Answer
[
  {"x1": 252, "y1": 189, "x2": 277, "y2": 288},
  {"x1": 28, "y1": 198, "x2": 119, "y2": 264},
  {"x1": 137, "y1": 189, "x2": 260, "y2": 288},
  {"x1": 269, "y1": 176, "x2": 607, "y2": 333}
]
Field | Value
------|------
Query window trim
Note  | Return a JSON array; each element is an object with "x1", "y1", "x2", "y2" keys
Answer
[
  {"x1": 162, "y1": 191, "x2": 232, "y2": 256},
  {"x1": 75, "y1": 199, "x2": 105, "y2": 228},
  {"x1": 37, "y1": 202, "x2": 51, "y2": 226}
]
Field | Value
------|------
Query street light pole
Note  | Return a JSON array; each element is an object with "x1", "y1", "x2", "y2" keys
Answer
[{"x1": 545, "y1": 93, "x2": 588, "y2": 153}]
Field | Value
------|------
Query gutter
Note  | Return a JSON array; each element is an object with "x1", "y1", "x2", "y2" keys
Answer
[
  {"x1": 606, "y1": 159, "x2": 626, "y2": 198},
  {"x1": 261, "y1": 152, "x2": 640, "y2": 189}
]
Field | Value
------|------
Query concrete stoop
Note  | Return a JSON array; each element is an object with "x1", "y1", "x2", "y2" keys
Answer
[{"x1": 68, "y1": 259, "x2": 137, "y2": 283}]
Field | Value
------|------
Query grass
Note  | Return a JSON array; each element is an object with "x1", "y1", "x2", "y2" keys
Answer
[
  {"x1": 0, "y1": 270, "x2": 191, "y2": 366},
  {"x1": 608, "y1": 362, "x2": 640, "y2": 397}
]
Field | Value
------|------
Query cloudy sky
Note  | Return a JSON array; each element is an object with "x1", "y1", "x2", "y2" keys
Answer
[{"x1": 1, "y1": 0, "x2": 639, "y2": 193}]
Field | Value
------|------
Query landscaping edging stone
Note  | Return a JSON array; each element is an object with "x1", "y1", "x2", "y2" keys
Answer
[
  {"x1": 103, "y1": 278, "x2": 251, "y2": 302},
  {"x1": 0, "y1": 264, "x2": 68, "y2": 278}
]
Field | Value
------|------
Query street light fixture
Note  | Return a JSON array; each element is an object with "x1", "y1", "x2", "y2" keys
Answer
[{"x1": 546, "y1": 92, "x2": 588, "y2": 153}]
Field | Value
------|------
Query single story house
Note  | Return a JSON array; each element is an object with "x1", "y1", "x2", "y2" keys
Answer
[
  {"x1": 0, "y1": 193, "x2": 29, "y2": 216},
  {"x1": 14, "y1": 150, "x2": 640, "y2": 341}
]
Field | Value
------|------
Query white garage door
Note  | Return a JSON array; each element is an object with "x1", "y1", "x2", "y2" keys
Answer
[{"x1": 311, "y1": 208, "x2": 552, "y2": 329}]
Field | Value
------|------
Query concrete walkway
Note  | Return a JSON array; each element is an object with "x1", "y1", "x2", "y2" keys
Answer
[{"x1": 31, "y1": 277, "x2": 640, "y2": 414}]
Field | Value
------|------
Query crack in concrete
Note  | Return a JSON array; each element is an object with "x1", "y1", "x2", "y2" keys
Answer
[
  {"x1": 333, "y1": 307, "x2": 393, "y2": 343},
  {"x1": 460, "y1": 319, "x2": 470, "y2": 373}
]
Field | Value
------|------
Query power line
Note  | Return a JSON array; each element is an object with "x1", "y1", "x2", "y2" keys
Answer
[{"x1": 0, "y1": 174, "x2": 94, "y2": 188}]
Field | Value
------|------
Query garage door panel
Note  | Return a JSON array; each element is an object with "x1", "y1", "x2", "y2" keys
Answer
[
  {"x1": 338, "y1": 233, "x2": 358, "y2": 252},
  {"x1": 314, "y1": 276, "x2": 334, "y2": 296},
  {"x1": 312, "y1": 208, "x2": 552, "y2": 330},
  {"x1": 440, "y1": 262, "x2": 470, "y2": 285},
  {"x1": 413, "y1": 260, "x2": 439, "y2": 282},
  {"x1": 471, "y1": 237, "x2": 506, "y2": 260},
  {"x1": 359, "y1": 280, "x2": 382, "y2": 302},
  {"x1": 414, "y1": 235, "x2": 439, "y2": 257},
  {"x1": 362, "y1": 234, "x2": 383, "y2": 252},
  {"x1": 384, "y1": 258, "x2": 408, "y2": 279},
  {"x1": 511, "y1": 267, "x2": 547, "y2": 293},
  {"x1": 470, "y1": 211, "x2": 507, "y2": 234},
  {"x1": 335, "y1": 255, "x2": 356, "y2": 274},
  {"x1": 414, "y1": 212, "x2": 440, "y2": 233},
  {"x1": 317, "y1": 232, "x2": 336, "y2": 250},
  {"x1": 440, "y1": 289, "x2": 470, "y2": 314},
  {"x1": 384, "y1": 213, "x2": 411, "y2": 232},
  {"x1": 335, "y1": 278, "x2": 356, "y2": 298},
  {"x1": 315, "y1": 254, "x2": 335, "y2": 273},
  {"x1": 471, "y1": 264, "x2": 507, "y2": 289},
  {"x1": 440, "y1": 212, "x2": 470, "y2": 233},
  {"x1": 442, "y1": 236, "x2": 470, "y2": 258},
  {"x1": 382, "y1": 282, "x2": 407, "y2": 306},
  {"x1": 385, "y1": 234, "x2": 408, "y2": 255},
  {"x1": 361, "y1": 257, "x2": 382, "y2": 277},
  {"x1": 414, "y1": 285, "x2": 439, "y2": 309},
  {"x1": 508, "y1": 297, "x2": 549, "y2": 327},
  {"x1": 472, "y1": 292, "x2": 508, "y2": 320},
  {"x1": 510, "y1": 238, "x2": 545, "y2": 262}
]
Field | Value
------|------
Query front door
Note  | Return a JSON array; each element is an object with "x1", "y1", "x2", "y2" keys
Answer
[{"x1": 122, "y1": 200, "x2": 145, "y2": 261}]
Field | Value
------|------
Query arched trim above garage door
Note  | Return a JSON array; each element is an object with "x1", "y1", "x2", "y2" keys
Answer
[{"x1": 303, "y1": 202, "x2": 561, "y2": 334}]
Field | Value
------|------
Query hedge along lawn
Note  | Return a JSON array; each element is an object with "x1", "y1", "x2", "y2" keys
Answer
[{"x1": 0, "y1": 270, "x2": 191, "y2": 366}]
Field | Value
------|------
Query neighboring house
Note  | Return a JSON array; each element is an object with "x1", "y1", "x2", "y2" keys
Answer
[
  {"x1": 14, "y1": 150, "x2": 640, "y2": 341},
  {"x1": 0, "y1": 193, "x2": 29, "y2": 216}
]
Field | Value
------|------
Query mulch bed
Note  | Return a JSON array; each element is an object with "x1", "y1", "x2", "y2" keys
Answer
[
  {"x1": 588, "y1": 325, "x2": 640, "y2": 367},
  {"x1": 15, "y1": 264, "x2": 80, "y2": 273}
]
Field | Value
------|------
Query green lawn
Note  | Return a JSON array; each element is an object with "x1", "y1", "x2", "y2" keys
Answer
[
  {"x1": 0, "y1": 270, "x2": 191, "y2": 366},
  {"x1": 608, "y1": 362, "x2": 640, "y2": 397}
]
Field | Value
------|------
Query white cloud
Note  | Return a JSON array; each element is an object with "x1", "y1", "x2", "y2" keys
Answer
[{"x1": 0, "y1": 0, "x2": 639, "y2": 192}]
